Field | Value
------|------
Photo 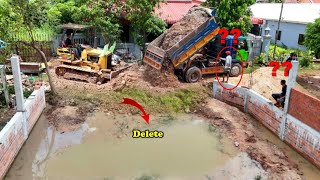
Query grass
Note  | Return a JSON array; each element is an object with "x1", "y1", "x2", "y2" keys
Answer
[
  {"x1": 244, "y1": 65, "x2": 260, "y2": 74},
  {"x1": 298, "y1": 63, "x2": 320, "y2": 75},
  {"x1": 58, "y1": 86, "x2": 208, "y2": 114}
]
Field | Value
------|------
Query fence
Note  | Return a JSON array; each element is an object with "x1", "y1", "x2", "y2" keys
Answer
[
  {"x1": 0, "y1": 56, "x2": 46, "y2": 179},
  {"x1": 12, "y1": 33, "x2": 54, "y2": 62},
  {"x1": 212, "y1": 62, "x2": 320, "y2": 169}
]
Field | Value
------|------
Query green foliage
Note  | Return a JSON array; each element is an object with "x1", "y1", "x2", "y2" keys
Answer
[
  {"x1": 74, "y1": 0, "x2": 123, "y2": 43},
  {"x1": 117, "y1": 87, "x2": 206, "y2": 113},
  {"x1": 305, "y1": 18, "x2": 320, "y2": 58},
  {"x1": 126, "y1": 0, "x2": 166, "y2": 48},
  {"x1": 204, "y1": 0, "x2": 255, "y2": 34},
  {"x1": 300, "y1": 52, "x2": 312, "y2": 68}
]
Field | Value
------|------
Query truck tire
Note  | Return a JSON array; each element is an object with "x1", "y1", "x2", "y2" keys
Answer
[
  {"x1": 229, "y1": 63, "x2": 242, "y2": 77},
  {"x1": 185, "y1": 67, "x2": 202, "y2": 83}
]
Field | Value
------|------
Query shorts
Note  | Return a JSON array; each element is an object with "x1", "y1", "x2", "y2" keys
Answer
[{"x1": 224, "y1": 68, "x2": 231, "y2": 74}]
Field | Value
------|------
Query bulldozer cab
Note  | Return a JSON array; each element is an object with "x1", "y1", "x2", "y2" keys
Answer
[{"x1": 56, "y1": 23, "x2": 98, "y2": 61}]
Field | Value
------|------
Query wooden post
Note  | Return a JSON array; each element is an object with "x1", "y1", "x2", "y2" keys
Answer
[{"x1": 0, "y1": 65, "x2": 10, "y2": 106}]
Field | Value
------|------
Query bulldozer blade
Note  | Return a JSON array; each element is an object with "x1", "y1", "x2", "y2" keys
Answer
[{"x1": 109, "y1": 64, "x2": 134, "y2": 80}]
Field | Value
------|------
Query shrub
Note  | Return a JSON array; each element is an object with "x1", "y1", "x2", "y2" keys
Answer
[{"x1": 300, "y1": 53, "x2": 312, "y2": 68}]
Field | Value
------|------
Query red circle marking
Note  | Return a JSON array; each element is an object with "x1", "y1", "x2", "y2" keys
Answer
[{"x1": 215, "y1": 46, "x2": 244, "y2": 91}]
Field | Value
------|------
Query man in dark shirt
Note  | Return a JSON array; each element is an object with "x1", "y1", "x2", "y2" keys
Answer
[
  {"x1": 272, "y1": 80, "x2": 287, "y2": 108},
  {"x1": 64, "y1": 33, "x2": 73, "y2": 46},
  {"x1": 64, "y1": 33, "x2": 80, "y2": 59}
]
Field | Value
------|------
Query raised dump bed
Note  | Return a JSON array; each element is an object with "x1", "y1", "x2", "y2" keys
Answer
[{"x1": 144, "y1": 7, "x2": 219, "y2": 71}]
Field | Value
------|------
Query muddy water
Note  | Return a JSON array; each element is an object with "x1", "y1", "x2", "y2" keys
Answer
[
  {"x1": 6, "y1": 112, "x2": 268, "y2": 180},
  {"x1": 249, "y1": 118, "x2": 320, "y2": 180}
]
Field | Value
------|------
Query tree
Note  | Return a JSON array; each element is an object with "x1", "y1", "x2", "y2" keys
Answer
[
  {"x1": 0, "y1": 0, "x2": 56, "y2": 94},
  {"x1": 305, "y1": 18, "x2": 320, "y2": 59},
  {"x1": 74, "y1": 0, "x2": 123, "y2": 43},
  {"x1": 204, "y1": 0, "x2": 255, "y2": 34},
  {"x1": 126, "y1": 0, "x2": 166, "y2": 55}
]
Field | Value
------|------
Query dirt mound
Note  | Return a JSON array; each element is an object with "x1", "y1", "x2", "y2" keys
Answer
[
  {"x1": 161, "y1": 7, "x2": 211, "y2": 50},
  {"x1": 229, "y1": 67, "x2": 289, "y2": 101},
  {"x1": 143, "y1": 65, "x2": 180, "y2": 88},
  {"x1": 51, "y1": 64, "x2": 183, "y2": 93}
]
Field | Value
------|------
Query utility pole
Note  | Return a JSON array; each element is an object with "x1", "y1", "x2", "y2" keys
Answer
[{"x1": 273, "y1": 0, "x2": 284, "y2": 60}]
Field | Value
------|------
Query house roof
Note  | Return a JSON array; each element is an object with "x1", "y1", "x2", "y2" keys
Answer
[
  {"x1": 250, "y1": 3, "x2": 320, "y2": 24},
  {"x1": 155, "y1": 0, "x2": 201, "y2": 24}
]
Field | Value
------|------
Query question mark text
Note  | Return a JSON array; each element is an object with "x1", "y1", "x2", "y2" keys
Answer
[{"x1": 269, "y1": 61, "x2": 293, "y2": 77}]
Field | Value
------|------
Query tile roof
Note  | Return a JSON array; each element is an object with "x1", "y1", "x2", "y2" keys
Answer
[{"x1": 155, "y1": 1, "x2": 201, "y2": 24}]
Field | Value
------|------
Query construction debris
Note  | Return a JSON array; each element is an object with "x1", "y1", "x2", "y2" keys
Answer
[{"x1": 161, "y1": 7, "x2": 211, "y2": 50}]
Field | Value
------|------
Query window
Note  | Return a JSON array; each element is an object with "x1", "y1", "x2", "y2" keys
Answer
[
  {"x1": 298, "y1": 34, "x2": 305, "y2": 45},
  {"x1": 276, "y1": 30, "x2": 282, "y2": 41}
]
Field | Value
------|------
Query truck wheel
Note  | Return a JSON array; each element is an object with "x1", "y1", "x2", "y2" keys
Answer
[
  {"x1": 185, "y1": 67, "x2": 202, "y2": 83},
  {"x1": 229, "y1": 63, "x2": 242, "y2": 77}
]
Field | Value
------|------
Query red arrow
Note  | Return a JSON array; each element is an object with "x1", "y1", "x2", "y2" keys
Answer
[{"x1": 120, "y1": 98, "x2": 150, "y2": 124}]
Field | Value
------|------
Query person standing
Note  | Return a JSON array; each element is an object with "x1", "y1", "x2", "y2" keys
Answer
[{"x1": 223, "y1": 51, "x2": 232, "y2": 83}]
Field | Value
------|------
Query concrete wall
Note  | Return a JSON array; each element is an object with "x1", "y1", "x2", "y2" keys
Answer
[
  {"x1": 212, "y1": 81, "x2": 320, "y2": 168},
  {"x1": 0, "y1": 86, "x2": 46, "y2": 179},
  {"x1": 261, "y1": 21, "x2": 306, "y2": 50}
]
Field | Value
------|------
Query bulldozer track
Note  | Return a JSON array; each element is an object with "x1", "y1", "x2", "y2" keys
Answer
[{"x1": 55, "y1": 65, "x2": 101, "y2": 84}]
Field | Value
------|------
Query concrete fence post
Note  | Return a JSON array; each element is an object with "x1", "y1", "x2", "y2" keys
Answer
[
  {"x1": 243, "y1": 90, "x2": 249, "y2": 113},
  {"x1": 0, "y1": 65, "x2": 10, "y2": 106},
  {"x1": 11, "y1": 55, "x2": 28, "y2": 139},
  {"x1": 212, "y1": 81, "x2": 218, "y2": 98},
  {"x1": 279, "y1": 60, "x2": 299, "y2": 140},
  {"x1": 11, "y1": 55, "x2": 25, "y2": 112}
]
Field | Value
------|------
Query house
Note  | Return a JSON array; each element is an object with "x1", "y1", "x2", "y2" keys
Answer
[{"x1": 250, "y1": 3, "x2": 320, "y2": 50}]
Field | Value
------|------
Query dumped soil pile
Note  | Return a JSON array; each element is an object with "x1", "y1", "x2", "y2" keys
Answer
[
  {"x1": 161, "y1": 7, "x2": 211, "y2": 50},
  {"x1": 142, "y1": 65, "x2": 180, "y2": 88},
  {"x1": 229, "y1": 67, "x2": 288, "y2": 101},
  {"x1": 51, "y1": 63, "x2": 183, "y2": 92}
]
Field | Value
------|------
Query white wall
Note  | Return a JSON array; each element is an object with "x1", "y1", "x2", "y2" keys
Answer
[{"x1": 261, "y1": 20, "x2": 307, "y2": 50}]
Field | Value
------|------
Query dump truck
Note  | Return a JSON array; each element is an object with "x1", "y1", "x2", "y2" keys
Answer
[{"x1": 144, "y1": 7, "x2": 245, "y2": 83}]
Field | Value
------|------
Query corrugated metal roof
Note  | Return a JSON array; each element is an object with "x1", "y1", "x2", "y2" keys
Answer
[
  {"x1": 250, "y1": 3, "x2": 320, "y2": 24},
  {"x1": 155, "y1": 1, "x2": 201, "y2": 24}
]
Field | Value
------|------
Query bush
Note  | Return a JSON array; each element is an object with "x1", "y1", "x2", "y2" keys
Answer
[{"x1": 300, "y1": 53, "x2": 313, "y2": 68}]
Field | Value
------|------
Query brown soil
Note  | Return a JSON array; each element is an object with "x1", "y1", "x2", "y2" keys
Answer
[
  {"x1": 45, "y1": 95, "x2": 96, "y2": 133},
  {"x1": 197, "y1": 99, "x2": 303, "y2": 179},
  {"x1": 296, "y1": 74, "x2": 320, "y2": 99},
  {"x1": 211, "y1": 67, "x2": 318, "y2": 101},
  {"x1": 161, "y1": 7, "x2": 210, "y2": 50},
  {"x1": 50, "y1": 61, "x2": 184, "y2": 93},
  {"x1": 0, "y1": 108, "x2": 15, "y2": 130}
]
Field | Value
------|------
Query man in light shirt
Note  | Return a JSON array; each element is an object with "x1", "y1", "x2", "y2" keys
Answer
[{"x1": 223, "y1": 51, "x2": 232, "y2": 82}]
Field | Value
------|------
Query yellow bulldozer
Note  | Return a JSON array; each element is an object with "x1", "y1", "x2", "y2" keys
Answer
[{"x1": 54, "y1": 23, "x2": 131, "y2": 84}]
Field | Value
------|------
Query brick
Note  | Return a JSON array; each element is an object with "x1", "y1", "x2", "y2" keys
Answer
[{"x1": 288, "y1": 88, "x2": 320, "y2": 132}]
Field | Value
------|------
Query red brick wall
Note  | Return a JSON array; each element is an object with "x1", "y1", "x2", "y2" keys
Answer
[
  {"x1": 213, "y1": 83, "x2": 320, "y2": 169},
  {"x1": 247, "y1": 97, "x2": 283, "y2": 135},
  {"x1": 288, "y1": 88, "x2": 320, "y2": 132},
  {"x1": 0, "y1": 122, "x2": 25, "y2": 179},
  {"x1": 214, "y1": 87, "x2": 247, "y2": 108},
  {"x1": 284, "y1": 116, "x2": 320, "y2": 168}
]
